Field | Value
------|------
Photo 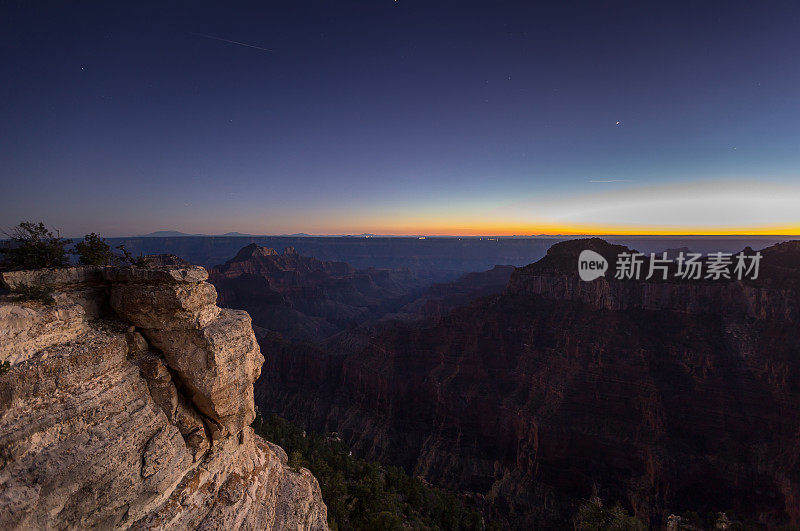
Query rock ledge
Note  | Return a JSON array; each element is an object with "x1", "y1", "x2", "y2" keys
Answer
[{"x1": 0, "y1": 264, "x2": 328, "y2": 530}]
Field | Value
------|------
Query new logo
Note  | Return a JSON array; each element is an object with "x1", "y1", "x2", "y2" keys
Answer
[{"x1": 578, "y1": 250, "x2": 608, "y2": 281}]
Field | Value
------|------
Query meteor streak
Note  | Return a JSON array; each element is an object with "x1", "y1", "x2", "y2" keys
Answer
[{"x1": 189, "y1": 32, "x2": 273, "y2": 53}]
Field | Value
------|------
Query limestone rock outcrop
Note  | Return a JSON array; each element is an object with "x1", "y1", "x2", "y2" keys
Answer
[
  {"x1": 0, "y1": 264, "x2": 327, "y2": 530},
  {"x1": 103, "y1": 266, "x2": 262, "y2": 436}
]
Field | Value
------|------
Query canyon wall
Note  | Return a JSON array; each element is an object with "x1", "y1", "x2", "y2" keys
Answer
[
  {"x1": 0, "y1": 264, "x2": 328, "y2": 530},
  {"x1": 209, "y1": 244, "x2": 428, "y2": 342},
  {"x1": 256, "y1": 238, "x2": 800, "y2": 528}
]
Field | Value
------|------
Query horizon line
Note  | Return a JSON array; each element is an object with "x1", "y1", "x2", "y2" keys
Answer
[{"x1": 102, "y1": 233, "x2": 800, "y2": 239}]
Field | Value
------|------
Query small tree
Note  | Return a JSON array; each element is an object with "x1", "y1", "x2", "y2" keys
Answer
[
  {"x1": 288, "y1": 450, "x2": 306, "y2": 472},
  {"x1": 73, "y1": 233, "x2": 115, "y2": 266},
  {"x1": 11, "y1": 283, "x2": 55, "y2": 305},
  {"x1": 116, "y1": 244, "x2": 149, "y2": 267},
  {"x1": 573, "y1": 497, "x2": 646, "y2": 530},
  {"x1": 715, "y1": 512, "x2": 732, "y2": 530},
  {"x1": 1, "y1": 222, "x2": 71, "y2": 271},
  {"x1": 365, "y1": 511, "x2": 404, "y2": 531}
]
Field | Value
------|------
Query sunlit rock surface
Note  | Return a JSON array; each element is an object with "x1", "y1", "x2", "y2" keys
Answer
[{"x1": 0, "y1": 264, "x2": 327, "y2": 530}]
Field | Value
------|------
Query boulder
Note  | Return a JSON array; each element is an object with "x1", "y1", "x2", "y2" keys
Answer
[
  {"x1": 105, "y1": 265, "x2": 262, "y2": 434},
  {"x1": 110, "y1": 282, "x2": 220, "y2": 330},
  {"x1": 144, "y1": 309, "x2": 263, "y2": 435}
]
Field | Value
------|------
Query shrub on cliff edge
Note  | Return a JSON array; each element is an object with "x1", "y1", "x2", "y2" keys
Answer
[
  {"x1": 115, "y1": 244, "x2": 150, "y2": 267},
  {"x1": 11, "y1": 283, "x2": 56, "y2": 305},
  {"x1": 1, "y1": 222, "x2": 71, "y2": 271},
  {"x1": 73, "y1": 233, "x2": 115, "y2": 266}
]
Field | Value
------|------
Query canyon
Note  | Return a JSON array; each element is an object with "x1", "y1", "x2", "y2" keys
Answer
[
  {"x1": 253, "y1": 237, "x2": 800, "y2": 528},
  {"x1": 209, "y1": 244, "x2": 432, "y2": 343},
  {"x1": 0, "y1": 263, "x2": 328, "y2": 529},
  {"x1": 6, "y1": 236, "x2": 798, "y2": 528}
]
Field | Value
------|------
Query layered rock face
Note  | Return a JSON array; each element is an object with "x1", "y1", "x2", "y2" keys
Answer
[
  {"x1": 256, "y1": 238, "x2": 800, "y2": 528},
  {"x1": 0, "y1": 264, "x2": 327, "y2": 530},
  {"x1": 510, "y1": 237, "x2": 800, "y2": 321},
  {"x1": 209, "y1": 244, "x2": 429, "y2": 342}
]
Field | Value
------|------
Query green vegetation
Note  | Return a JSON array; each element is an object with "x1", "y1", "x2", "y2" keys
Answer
[
  {"x1": 665, "y1": 511, "x2": 744, "y2": 530},
  {"x1": 1, "y1": 222, "x2": 71, "y2": 271},
  {"x1": 0, "y1": 221, "x2": 151, "y2": 270},
  {"x1": 573, "y1": 499, "x2": 747, "y2": 530},
  {"x1": 11, "y1": 283, "x2": 56, "y2": 305},
  {"x1": 254, "y1": 413, "x2": 489, "y2": 531},
  {"x1": 73, "y1": 233, "x2": 115, "y2": 266},
  {"x1": 54, "y1": 232, "x2": 148, "y2": 268},
  {"x1": 573, "y1": 497, "x2": 646, "y2": 530}
]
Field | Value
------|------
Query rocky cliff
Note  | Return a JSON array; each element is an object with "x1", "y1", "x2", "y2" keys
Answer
[
  {"x1": 255, "y1": 238, "x2": 800, "y2": 528},
  {"x1": 0, "y1": 264, "x2": 328, "y2": 530}
]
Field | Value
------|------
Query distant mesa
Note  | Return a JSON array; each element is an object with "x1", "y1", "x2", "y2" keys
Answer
[
  {"x1": 138, "y1": 230, "x2": 204, "y2": 237},
  {"x1": 138, "y1": 230, "x2": 263, "y2": 238}
]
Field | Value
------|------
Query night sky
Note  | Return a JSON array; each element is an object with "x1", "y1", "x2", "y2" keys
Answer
[{"x1": 2, "y1": 1, "x2": 799, "y2": 236}]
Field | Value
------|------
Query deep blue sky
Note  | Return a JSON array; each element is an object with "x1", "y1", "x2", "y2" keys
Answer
[{"x1": 2, "y1": 1, "x2": 799, "y2": 236}]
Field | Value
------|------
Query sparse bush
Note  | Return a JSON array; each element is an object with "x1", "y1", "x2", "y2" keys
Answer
[
  {"x1": 74, "y1": 233, "x2": 115, "y2": 266},
  {"x1": 0, "y1": 361, "x2": 10, "y2": 376},
  {"x1": 1, "y1": 222, "x2": 71, "y2": 271},
  {"x1": 715, "y1": 512, "x2": 731, "y2": 529},
  {"x1": 666, "y1": 510, "x2": 743, "y2": 530},
  {"x1": 116, "y1": 244, "x2": 149, "y2": 267},
  {"x1": 288, "y1": 450, "x2": 306, "y2": 472},
  {"x1": 573, "y1": 497, "x2": 646, "y2": 530},
  {"x1": 366, "y1": 511, "x2": 404, "y2": 530},
  {"x1": 12, "y1": 283, "x2": 56, "y2": 305}
]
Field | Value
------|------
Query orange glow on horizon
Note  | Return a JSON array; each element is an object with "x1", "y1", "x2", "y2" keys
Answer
[{"x1": 327, "y1": 221, "x2": 800, "y2": 237}]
